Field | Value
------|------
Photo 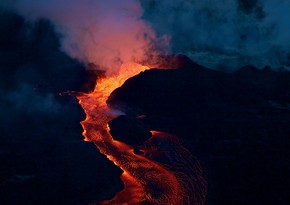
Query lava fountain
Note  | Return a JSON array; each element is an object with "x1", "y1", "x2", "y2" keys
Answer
[{"x1": 77, "y1": 62, "x2": 207, "y2": 204}]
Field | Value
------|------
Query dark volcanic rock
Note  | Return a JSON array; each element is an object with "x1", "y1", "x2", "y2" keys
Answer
[
  {"x1": 109, "y1": 115, "x2": 152, "y2": 145},
  {"x1": 0, "y1": 10, "x2": 123, "y2": 205},
  {"x1": 108, "y1": 58, "x2": 290, "y2": 205},
  {"x1": 0, "y1": 142, "x2": 123, "y2": 205}
]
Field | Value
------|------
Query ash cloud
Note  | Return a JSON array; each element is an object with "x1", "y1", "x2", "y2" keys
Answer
[
  {"x1": 1, "y1": 0, "x2": 166, "y2": 75},
  {"x1": 141, "y1": 0, "x2": 290, "y2": 71}
]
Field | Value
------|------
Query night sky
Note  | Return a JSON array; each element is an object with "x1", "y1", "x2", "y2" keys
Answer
[{"x1": 1, "y1": 1, "x2": 290, "y2": 205}]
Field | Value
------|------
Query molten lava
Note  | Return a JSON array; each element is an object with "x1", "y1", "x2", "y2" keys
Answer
[
  {"x1": 77, "y1": 63, "x2": 149, "y2": 142},
  {"x1": 77, "y1": 62, "x2": 207, "y2": 204}
]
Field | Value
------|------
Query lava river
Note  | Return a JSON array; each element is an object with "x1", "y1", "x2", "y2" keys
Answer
[{"x1": 77, "y1": 63, "x2": 207, "y2": 205}]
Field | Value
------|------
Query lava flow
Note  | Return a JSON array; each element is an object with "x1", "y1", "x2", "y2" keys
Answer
[{"x1": 77, "y1": 62, "x2": 207, "y2": 205}]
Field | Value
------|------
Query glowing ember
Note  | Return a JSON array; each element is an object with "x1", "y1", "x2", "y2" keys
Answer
[{"x1": 77, "y1": 62, "x2": 207, "y2": 204}]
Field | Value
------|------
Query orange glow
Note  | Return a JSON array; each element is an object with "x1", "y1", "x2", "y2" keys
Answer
[
  {"x1": 77, "y1": 62, "x2": 149, "y2": 142},
  {"x1": 93, "y1": 63, "x2": 150, "y2": 108},
  {"x1": 101, "y1": 170, "x2": 145, "y2": 205},
  {"x1": 150, "y1": 130, "x2": 176, "y2": 137},
  {"x1": 77, "y1": 62, "x2": 206, "y2": 204}
]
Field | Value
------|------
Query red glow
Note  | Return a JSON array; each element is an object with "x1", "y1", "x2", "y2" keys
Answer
[{"x1": 77, "y1": 62, "x2": 207, "y2": 204}]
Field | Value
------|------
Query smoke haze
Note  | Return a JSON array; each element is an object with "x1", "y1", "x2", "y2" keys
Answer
[
  {"x1": 2, "y1": 0, "x2": 290, "y2": 71},
  {"x1": 1, "y1": 0, "x2": 164, "y2": 75},
  {"x1": 141, "y1": 0, "x2": 290, "y2": 70}
]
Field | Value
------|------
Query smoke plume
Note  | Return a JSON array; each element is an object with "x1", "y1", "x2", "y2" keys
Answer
[
  {"x1": 141, "y1": 0, "x2": 290, "y2": 71},
  {"x1": 1, "y1": 0, "x2": 164, "y2": 75},
  {"x1": 2, "y1": 0, "x2": 290, "y2": 72}
]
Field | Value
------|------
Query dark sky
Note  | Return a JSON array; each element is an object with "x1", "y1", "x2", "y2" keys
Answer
[
  {"x1": 2, "y1": 0, "x2": 290, "y2": 71},
  {"x1": 140, "y1": 0, "x2": 290, "y2": 70}
]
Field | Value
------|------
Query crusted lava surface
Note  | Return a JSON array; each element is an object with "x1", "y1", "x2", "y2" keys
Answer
[{"x1": 108, "y1": 57, "x2": 290, "y2": 205}]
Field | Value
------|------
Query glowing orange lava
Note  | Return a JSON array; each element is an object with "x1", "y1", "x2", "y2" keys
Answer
[
  {"x1": 77, "y1": 62, "x2": 207, "y2": 204},
  {"x1": 77, "y1": 63, "x2": 149, "y2": 142}
]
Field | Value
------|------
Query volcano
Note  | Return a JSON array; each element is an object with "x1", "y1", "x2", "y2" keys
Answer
[
  {"x1": 77, "y1": 54, "x2": 290, "y2": 205},
  {"x1": 77, "y1": 60, "x2": 207, "y2": 205},
  {"x1": 1, "y1": 8, "x2": 290, "y2": 205},
  {"x1": 107, "y1": 56, "x2": 290, "y2": 205}
]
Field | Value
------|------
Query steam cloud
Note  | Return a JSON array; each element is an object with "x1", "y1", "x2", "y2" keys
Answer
[
  {"x1": 141, "y1": 0, "x2": 290, "y2": 71},
  {"x1": 1, "y1": 0, "x2": 164, "y2": 75},
  {"x1": 2, "y1": 0, "x2": 290, "y2": 71}
]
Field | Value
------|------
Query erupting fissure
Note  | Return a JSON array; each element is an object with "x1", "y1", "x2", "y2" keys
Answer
[{"x1": 77, "y1": 62, "x2": 206, "y2": 205}]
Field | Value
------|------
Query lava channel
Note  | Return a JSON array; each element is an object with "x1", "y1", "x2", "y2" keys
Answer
[{"x1": 77, "y1": 63, "x2": 207, "y2": 205}]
